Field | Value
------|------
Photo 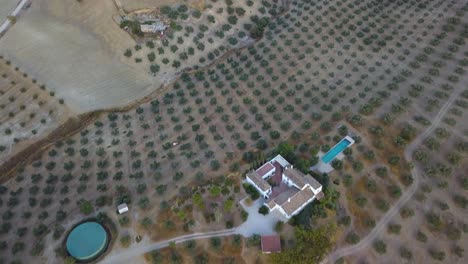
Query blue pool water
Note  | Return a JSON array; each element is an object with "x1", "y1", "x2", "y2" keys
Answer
[
  {"x1": 66, "y1": 222, "x2": 108, "y2": 261},
  {"x1": 321, "y1": 139, "x2": 351, "y2": 163}
]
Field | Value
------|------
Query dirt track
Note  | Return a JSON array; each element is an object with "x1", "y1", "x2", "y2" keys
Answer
[
  {"x1": 325, "y1": 84, "x2": 465, "y2": 263},
  {"x1": 100, "y1": 228, "x2": 237, "y2": 264},
  {"x1": 0, "y1": 0, "x2": 19, "y2": 22}
]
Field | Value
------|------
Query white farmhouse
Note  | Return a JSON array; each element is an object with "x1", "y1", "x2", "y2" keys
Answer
[
  {"x1": 246, "y1": 155, "x2": 323, "y2": 220},
  {"x1": 245, "y1": 162, "x2": 275, "y2": 198}
]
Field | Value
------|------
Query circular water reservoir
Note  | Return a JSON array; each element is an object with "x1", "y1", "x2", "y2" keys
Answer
[{"x1": 66, "y1": 222, "x2": 108, "y2": 261}]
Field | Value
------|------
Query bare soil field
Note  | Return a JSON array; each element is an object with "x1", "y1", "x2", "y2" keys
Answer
[{"x1": 0, "y1": 0, "x2": 156, "y2": 113}]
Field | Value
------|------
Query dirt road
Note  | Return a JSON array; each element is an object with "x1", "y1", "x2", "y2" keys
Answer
[
  {"x1": 99, "y1": 196, "x2": 279, "y2": 263},
  {"x1": 0, "y1": 0, "x2": 29, "y2": 35},
  {"x1": 99, "y1": 228, "x2": 237, "y2": 264},
  {"x1": 325, "y1": 86, "x2": 463, "y2": 263}
]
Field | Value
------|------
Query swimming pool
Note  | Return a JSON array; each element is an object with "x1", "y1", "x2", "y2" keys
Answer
[
  {"x1": 66, "y1": 221, "x2": 108, "y2": 261},
  {"x1": 321, "y1": 137, "x2": 353, "y2": 164}
]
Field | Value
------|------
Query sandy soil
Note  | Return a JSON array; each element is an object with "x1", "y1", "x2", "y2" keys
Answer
[{"x1": 0, "y1": 0, "x2": 156, "y2": 113}]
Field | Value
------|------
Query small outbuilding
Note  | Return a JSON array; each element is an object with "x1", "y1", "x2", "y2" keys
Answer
[
  {"x1": 140, "y1": 21, "x2": 168, "y2": 33},
  {"x1": 117, "y1": 203, "x2": 129, "y2": 214},
  {"x1": 261, "y1": 235, "x2": 281, "y2": 254}
]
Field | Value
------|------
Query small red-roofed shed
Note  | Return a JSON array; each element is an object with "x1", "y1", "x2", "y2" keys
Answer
[{"x1": 261, "y1": 235, "x2": 282, "y2": 254}]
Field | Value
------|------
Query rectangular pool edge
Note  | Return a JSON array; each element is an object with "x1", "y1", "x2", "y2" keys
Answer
[{"x1": 321, "y1": 136, "x2": 355, "y2": 164}]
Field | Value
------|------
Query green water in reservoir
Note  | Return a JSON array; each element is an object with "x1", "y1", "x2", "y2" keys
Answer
[{"x1": 66, "y1": 222, "x2": 108, "y2": 261}]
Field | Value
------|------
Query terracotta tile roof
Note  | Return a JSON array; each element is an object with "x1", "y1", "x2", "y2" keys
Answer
[
  {"x1": 266, "y1": 200, "x2": 277, "y2": 210},
  {"x1": 245, "y1": 155, "x2": 323, "y2": 219},
  {"x1": 303, "y1": 175, "x2": 322, "y2": 190},
  {"x1": 316, "y1": 191, "x2": 325, "y2": 200},
  {"x1": 246, "y1": 171, "x2": 271, "y2": 192},
  {"x1": 283, "y1": 167, "x2": 322, "y2": 191},
  {"x1": 283, "y1": 167, "x2": 307, "y2": 188},
  {"x1": 256, "y1": 162, "x2": 275, "y2": 178},
  {"x1": 280, "y1": 187, "x2": 315, "y2": 216},
  {"x1": 272, "y1": 188, "x2": 299, "y2": 205},
  {"x1": 261, "y1": 235, "x2": 281, "y2": 253}
]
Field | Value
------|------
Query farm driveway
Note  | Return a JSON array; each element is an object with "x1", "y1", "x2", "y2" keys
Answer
[
  {"x1": 99, "y1": 228, "x2": 238, "y2": 264},
  {"x1": 237, "y1": 197, "x2": 281, "y2": 237},
  {"x1": 99, "y1": 197, "x2": 280, "y2": 263}
]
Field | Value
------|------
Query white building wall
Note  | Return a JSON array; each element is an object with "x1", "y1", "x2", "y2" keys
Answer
[
  {"x1": 260, "y1": 167, "x2": 276, "y2": 179},
  {"x1": 315, "y1": 185, "x2": 322, "y2": 194},
  {"x1": 282, "y1": 175, "x2": 300, "y2": 189},
  {"x1": 270, "y1": 195, "x2": 318, "y2": 220},
  {"x1": 305, "y1": 184, "x2": 322, "y2": 195},
  {"x1": 272, "y1": 155, "x2": 290, "y2": 168},
  {"x1": 274, "y1": 205, "x2": 291, "y2": 219},
  {"x1": 246, "y1": 177, "x2": 270, "y2": 198},
  {"x1": 344, "y1": 135, "x2": 355, "y2": 146}
]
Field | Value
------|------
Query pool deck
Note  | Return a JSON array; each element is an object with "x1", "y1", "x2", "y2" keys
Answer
[
  {"x1": 311, "y1": 136, "x2": 355, "y2": 174},
  {"x1": 310, "y1": 149, "x2": 346, "y2": 174}
]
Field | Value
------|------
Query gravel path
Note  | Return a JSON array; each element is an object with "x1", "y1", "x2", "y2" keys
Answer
[
  {"x1": 99, "y1": 197, "x2": 279, "y2": 263},
  {"x1": 325, "y1": 86, "x2": 464, "y2": 263}
]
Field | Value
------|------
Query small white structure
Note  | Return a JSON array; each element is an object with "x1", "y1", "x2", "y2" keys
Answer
[
  {"x1": 271, "y1": 154, "x2": 290, "y2": 168},
  {"x1": 117, "y1": 203, "x2": 129, "y2": 214},
  {"x1": 140, "y1": 22, "x2": 168, "y2": 33}
]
